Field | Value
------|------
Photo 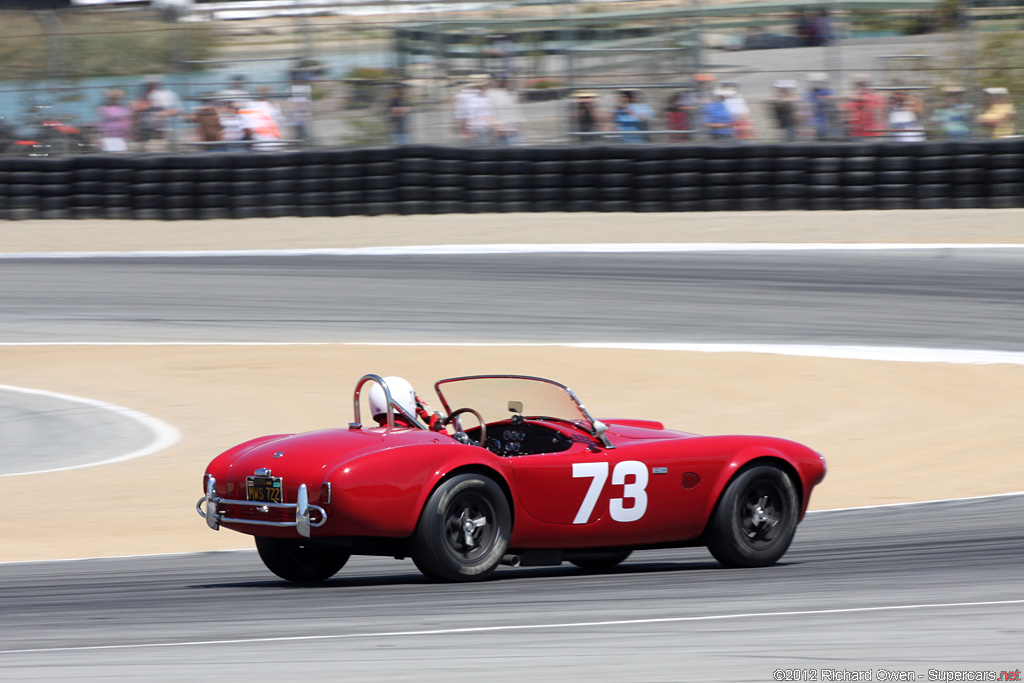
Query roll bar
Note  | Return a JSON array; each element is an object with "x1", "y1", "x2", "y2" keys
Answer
[{"x1": 349, "y1": 374, "x2": 427, "y2": 431}]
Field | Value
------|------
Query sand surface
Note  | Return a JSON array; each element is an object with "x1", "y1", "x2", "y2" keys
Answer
[{"x1": 2, "y1": 210, "x2": 1023, "y2": 562}]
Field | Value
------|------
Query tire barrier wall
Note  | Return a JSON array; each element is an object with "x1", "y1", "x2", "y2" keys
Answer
[{"x1": 1, "y1": 140, "x2": 1022, "y2": 221}]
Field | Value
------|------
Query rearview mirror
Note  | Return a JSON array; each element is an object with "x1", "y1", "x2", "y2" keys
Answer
[{"x1": 508, "y1": 400, "x2": 523, "y2": 414}]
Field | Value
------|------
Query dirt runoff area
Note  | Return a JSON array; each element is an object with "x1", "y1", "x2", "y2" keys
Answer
[{"x1": 2, "y1": 210, "x2": 1023, "y2": 563}]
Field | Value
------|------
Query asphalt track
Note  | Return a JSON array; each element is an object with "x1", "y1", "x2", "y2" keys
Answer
[
  {"x1": 0, "y1": 384, "x2": 177, "y2": 476},
  {"x1": 2, "y1": 246, "x2": 1022, "y2": 680},
  {"x1": 2, "y1": 248, "x2": 1024, "y2": 350},
  {"x1": 0, "y1": 495, "x2": 1021, "y2": 681}
]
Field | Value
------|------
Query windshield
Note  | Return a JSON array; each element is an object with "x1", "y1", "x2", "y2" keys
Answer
[{"x1": 435, "y1": 375, "x2": 591, "y2": 426}]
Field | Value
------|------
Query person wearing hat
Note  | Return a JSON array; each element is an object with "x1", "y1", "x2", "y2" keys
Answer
[
  {"x1": 720, "y1": 81, "x2": 754, "y2": 139},
  {"x1": 454, "y1": 74, "x2": 495, "y2": 144},
  {"x1": 844, "y1": 74, "x2": 887, "y2": 138},
  {"x1": 96, "y1": 89, "x2": 133, "y2": 153},
  {"x1": 571, "y1": 91, "x2": 606, "y2": 143},
  {"x1": 977, "y1": 87, "x2": 1016, "y2": 138},
  {"x1": 931, "y1": 86, "x2": 973, "y2": 138}
]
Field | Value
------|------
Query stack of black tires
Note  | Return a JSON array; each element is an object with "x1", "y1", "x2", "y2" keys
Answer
[{"x1": 0, "y1": 140, "x2": 1020, "y2": 220}]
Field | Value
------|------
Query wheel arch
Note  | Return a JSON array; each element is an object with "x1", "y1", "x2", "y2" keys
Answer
[
  {"x1": 418, "y1": 463, "x2": 516, "y2": 532},
  {"x1": 700, "y1": 454, "x2": 804, "y2": 538}
]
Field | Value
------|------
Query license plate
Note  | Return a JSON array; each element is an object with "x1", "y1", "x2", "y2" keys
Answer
[{"x1": 246, "y1": 475, "x2": 283, "y2": 503}]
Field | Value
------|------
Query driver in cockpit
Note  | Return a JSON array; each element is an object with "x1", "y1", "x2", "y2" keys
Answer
[{"x1": 368, "y1": 376, "x2": 445, "y2": 431}]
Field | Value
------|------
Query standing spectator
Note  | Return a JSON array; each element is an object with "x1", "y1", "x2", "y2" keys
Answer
[
  {"x1": 219, "y1": 101, "x2": 250, "y2": 146},
  {"x1": 803, "y1": 72, "x2": 839, "y2": 140},
  {"x1": 720, "y1": 81, "x2": 754, "y2": 139},
  {"x1": 190, "y1": 95, "x2": 223, "y2": 149},
  {"x1": 388, "y1": 85, "x2": 411, "y2": 145},
  {"x1": 95, "y1": 89, "x2": 132, "y2": 153},
  {"x1": 571, "y1": 91, "x2": 605, "y2": 144},
  {"x1": 977, "y1": 87, "x2": 1017, "y2": 138},
  {"x1": 665, "y1": 91, "x2": 690, "y2": 142},
  {"x1": 931, "y1": 86, "x2": 973, "y2": 138},
  {"x1": 239, "y1": 86, "x2": 284, "y2": 147},
  {"x1": 844, "y1": 74, "x2": 887, "y2": 138},
  {"x1": 888, "y1": 89, "x2": 925, "y2": 141},
  {"x1": 613, "y1": 90, "x2": 645, "y2": 143},
  {"x1": 132, "y1": 75, "x2": 182, "y2": 152},
  {"x1": 764, "y1": 80, "x2": 799, "y2": 141},
  {"x1": 702, "y1": 88, "x2": 734, "y2": 139},
  {"x1": 487, "y1": 77, "x2": 524, "y2": 145},
  {"x1": 628, "y1": 90, "x2": 654, "y2": 138},
  {"x1": 454, "y1": 75, "x2": 496, "y2": 144},
  {"x1": 286, "y1": 70, "x2": 313, "y2": 143},
  {"x1": 687, "y1": 73, "x2": 717, "y2": 139}
]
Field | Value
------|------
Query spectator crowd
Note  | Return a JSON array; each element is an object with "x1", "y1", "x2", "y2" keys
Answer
[
  {"x1": 567, "y1": 73, "x2": 1017, "y2": 144},
  {"x1": 92, "y1": 73, "x2": 311, "y2": 153},
  {"x1": 86, "y1": 70, "x2": 1016, "y2": 152}
]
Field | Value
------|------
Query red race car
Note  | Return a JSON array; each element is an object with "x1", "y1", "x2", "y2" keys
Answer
[{"x1": 197, "y1": 374, "x2": 826, "y2": 582}]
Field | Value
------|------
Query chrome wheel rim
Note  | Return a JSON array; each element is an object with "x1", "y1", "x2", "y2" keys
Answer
[
  {"x1": 740, "y1": 482, "x2": 784, "y2": 548},
  {"x1": 443, "y1": 493, "x2": 494, "y2": 562}
]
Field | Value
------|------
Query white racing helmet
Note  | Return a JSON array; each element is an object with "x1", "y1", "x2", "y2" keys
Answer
[{"x1": 368, "y1": 376, "x2": 417, "y2": 421}]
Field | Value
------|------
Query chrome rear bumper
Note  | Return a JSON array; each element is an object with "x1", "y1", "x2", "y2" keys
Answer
[{"x1": 196, "y1": 476, "x2": 327, "y2": 538}]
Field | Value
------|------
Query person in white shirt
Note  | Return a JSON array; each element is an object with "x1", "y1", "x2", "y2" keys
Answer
[
  {"x1": 238, "y1": 86, "x2": 283, "y2": 148},
  {"x1": 486, "y1": 77, "x2": 524, "y2": 145},
  {"x1": 454, "y1": 75, "x2": 496, "y2": 144}
]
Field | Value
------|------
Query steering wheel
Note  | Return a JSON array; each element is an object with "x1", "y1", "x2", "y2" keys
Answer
[{"x1": 447, "y1": 407, "x2": 486, "y2": 447}]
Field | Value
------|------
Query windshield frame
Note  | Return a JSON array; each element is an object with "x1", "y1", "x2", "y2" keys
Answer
[{"x1": 434, "y1": 375, "x2": 613, "y2": 448}]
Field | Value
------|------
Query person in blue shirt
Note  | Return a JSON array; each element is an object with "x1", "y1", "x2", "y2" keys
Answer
[
  {"x1": 614, "y1": 90, "x2": 650, "y2": 143},
  {"x1": 702, "y1": 90, "x2": 734, "y2": 139}
]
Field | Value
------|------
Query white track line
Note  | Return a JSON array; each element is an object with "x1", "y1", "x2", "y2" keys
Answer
[
  {"x1": 2, "y1": 342, "x2": 1023, "y2": 367},
  {"x1": 0, "y1": 384, "x2": 180, "y2": 477},
  {"x1": 1, "y1": 242, "x2": 1024, "y2": 259},
  {"x1": 1, "y1": 598, "x2": 1021, "y2": 655}
]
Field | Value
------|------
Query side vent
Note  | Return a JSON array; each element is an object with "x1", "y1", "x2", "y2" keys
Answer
[{"x1": 681, "y1": 472, "x2": 702, "y2": 489}]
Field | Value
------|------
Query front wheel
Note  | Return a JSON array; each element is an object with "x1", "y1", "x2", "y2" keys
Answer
[
  {"x1": 705, "y1": 465, "x2": 798, "y2": 568},
  {"x1": 255, "y1": 536, "x2": 350, "y2": 583},
  {"x1": 411, "y1": 473, "x2": 511, "y2": 582}
]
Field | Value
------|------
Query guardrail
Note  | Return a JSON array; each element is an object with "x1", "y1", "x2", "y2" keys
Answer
[{"x1": 0, "y1": 140, "x2": 1020, "y2": 220}]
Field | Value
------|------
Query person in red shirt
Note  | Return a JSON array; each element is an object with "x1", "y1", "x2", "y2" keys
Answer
[{"x1": 844, "y1": 74, "x2": 887, "y2": 138}]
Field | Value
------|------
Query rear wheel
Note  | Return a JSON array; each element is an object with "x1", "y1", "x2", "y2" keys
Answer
[
  {"x1": 411, "y1": 474, "x2": 511, "y2": 582},
  {"x1": 568, "y1": 550, "x2": 632, "y2": 570},
  {"x1": 706, "y1": 465, "x2": 798, "y2": 568},
  {"x1": 255, "y1": 537, "x2": 350, "y2": 583}
]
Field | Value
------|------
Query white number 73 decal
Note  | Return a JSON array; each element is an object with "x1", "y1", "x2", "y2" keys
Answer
[{"x1": 572, "y1": 461, "x2": 649, "y2": 524}]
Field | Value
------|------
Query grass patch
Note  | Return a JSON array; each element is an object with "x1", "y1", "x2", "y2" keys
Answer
[{"x1": 0, "y1": 11, "x2": 219, "y2": 81}]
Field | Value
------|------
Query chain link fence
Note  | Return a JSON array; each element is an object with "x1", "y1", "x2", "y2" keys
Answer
[{"x1": 0, "y1": 0, "x2": 1021, "y2": 155}]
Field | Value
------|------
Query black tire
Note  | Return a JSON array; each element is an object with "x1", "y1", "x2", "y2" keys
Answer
[
  {"x1": 568, "y1": 550, "x2": 632, "y2": 570},
  {"x1": 411, "y1": 474, "x2": 511, "y2": 582},
  {"x1": 706, "y1": 465, "x2": 798, "y2": 568},
  {"x1": 255, "y1": 536, "x2": 350, "y2": 583}
]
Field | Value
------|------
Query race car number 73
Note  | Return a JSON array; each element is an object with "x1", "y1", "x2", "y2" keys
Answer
[{"x1": 572, "y1": 461, "x2": 649, "y2": 524}]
